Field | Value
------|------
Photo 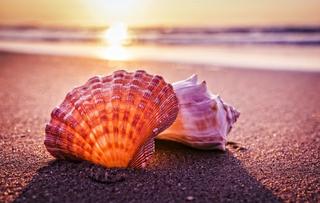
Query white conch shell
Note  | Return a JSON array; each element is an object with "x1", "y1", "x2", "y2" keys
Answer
[{"x1": 157, "y1": 74, "x2": 240, "y2": 150}]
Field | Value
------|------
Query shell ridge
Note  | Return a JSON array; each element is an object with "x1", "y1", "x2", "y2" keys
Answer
[
  {"x1": 132, "y1": 79, "x2": 163, "y2": 149},
  {"x1": 122, "y1": 73, "x2": 155, "y2": 159},
  {"x1": 73, "y1": 79, "x2": 111, "y2": 164},
  {"x1": 121, "y1": 76, "x2": 137, "y2": 165},
  {"x1": 45, "y1": 109, "x2": 94, "y2": 159},
  {"x1": 129, "y1": 136, "x2": 155, "y2": 168},
  {"x1": 49, "y1": 79, "x2": 108, "y2": 164},
  {"x1": 132, "y1": 75, "x2": 162, "y2": 140},
  {"x1": 45, "y1": 123, "x2": 102, "y2": 159},
  {"x1": 119, "y1": 74, "x2": 137, "y2": 165},
  {"x1": 63, "y1": 84, "x2": 99, "y2": 137},
  {"x1": 153, "y1": 88, "x2": 179, "y2": 133},
  {"x1": 141, "y1": 81, "x2": 177, "y2": 137},
  {"x1": 87, "y1": 76, "x2": 112, "y2": 165},
  {"x1": 45, "y1": 123, "x2": 92, "y2": 160},
  {"x1": 110, "y1": 79, "x2": 121, "y2": 165}
]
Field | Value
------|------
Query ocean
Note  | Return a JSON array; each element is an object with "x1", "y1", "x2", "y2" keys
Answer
[{"x1": 0, "y1": 25, "x2": 320, "y2": 71}]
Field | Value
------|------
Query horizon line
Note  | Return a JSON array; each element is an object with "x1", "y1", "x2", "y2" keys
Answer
[{"x1": 1, "y1": 22, "x2": 320, "y2": 29}]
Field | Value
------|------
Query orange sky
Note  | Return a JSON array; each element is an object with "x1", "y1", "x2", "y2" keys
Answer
[{"x1": 0, "y1": 0, "x2": 319, "y2": 27}]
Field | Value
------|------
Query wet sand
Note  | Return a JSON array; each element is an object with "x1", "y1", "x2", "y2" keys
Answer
[{"x1": 0, "y1": 52, "x2": 319, "y2": 202}]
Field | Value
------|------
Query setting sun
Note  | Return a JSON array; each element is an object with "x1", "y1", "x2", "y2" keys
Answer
[
  {"x1": 99, "y1": 22, "x2": 131, "y2": 60},
  {"x1": 104, "y1": 22, "x2": 129, "y2": 46}
]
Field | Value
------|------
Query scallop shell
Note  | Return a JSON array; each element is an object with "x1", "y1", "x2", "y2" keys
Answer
[
  {"x1": 157, "y1": 74, "x2": 240, "y2": 150},
  {"x1": 44, "y1": 70, "x2": 179, "y2": 168}
]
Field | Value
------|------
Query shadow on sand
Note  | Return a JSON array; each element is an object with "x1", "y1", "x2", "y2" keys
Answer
[{"x1": 14, "y1": 140, "x2": 280, "y2": 202}]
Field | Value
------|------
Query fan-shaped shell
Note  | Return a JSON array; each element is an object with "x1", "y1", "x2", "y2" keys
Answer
[
  {"x1": 158, "y1": 75, "x2": 240, "y2": 150},
  {"x1": 44, "y1": 70, "x2": 179, "y2": 168}
]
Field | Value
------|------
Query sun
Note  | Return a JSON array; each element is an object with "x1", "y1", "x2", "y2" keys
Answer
[
  {"x1": 104, "y1": 22, "x2": 129, "y2": 46},
  {"x1": 99, "y1": 22, "x2": 131, "y2": 60}
]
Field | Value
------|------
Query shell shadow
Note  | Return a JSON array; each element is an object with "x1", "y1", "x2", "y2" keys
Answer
[{"x1": 14, "y1": 140, "x2": 281, "y2": 203}]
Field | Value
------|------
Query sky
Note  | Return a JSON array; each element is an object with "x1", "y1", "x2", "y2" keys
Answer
[{"x1": 0, "y1": 0, "x2": 319, "y2": 27}]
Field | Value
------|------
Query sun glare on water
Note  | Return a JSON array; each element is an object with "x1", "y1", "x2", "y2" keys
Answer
[
  {"x1": 100, "y1": 22, "x2": 131, "y2": 60},
  {"x1": 105, "y1": 22, "x2": 128, "y2": 46}
]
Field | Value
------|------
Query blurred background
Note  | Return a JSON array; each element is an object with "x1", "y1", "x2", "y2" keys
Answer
[{"x1": 0, "y1": 0, "x2": 320, "y2": 71}]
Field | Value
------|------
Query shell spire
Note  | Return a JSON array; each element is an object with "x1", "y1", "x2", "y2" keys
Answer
[
  {"x1": 158, "y1": 74, "x2": 240, "y2": 150},
  {"x1": 44, "y1": 70, "x2": 179, "y2": 168}
]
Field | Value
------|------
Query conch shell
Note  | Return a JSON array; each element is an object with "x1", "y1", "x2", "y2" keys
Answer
[
  {"x1": 44, "y1": 70, "x2": 179, "y2": 168},
  {"x1": 157, "y1": 75, "x2": 240, "y2": 150}
]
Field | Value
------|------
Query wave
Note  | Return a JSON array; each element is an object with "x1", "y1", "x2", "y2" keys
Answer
[{"x1": 0, "y1": 25, "x2": 320, "y2": 46}]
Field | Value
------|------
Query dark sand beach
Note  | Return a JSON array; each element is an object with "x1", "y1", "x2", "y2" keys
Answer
[{"x1": 0, "y1": 52, "x2": 319, "y2": 202}]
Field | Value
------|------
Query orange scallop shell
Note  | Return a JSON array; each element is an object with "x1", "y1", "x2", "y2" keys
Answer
[{"x1": 44, "y1": 70, "x2": 179, "y2": 168}]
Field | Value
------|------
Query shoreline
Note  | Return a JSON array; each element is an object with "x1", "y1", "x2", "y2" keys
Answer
[{"x1": 1, "y1": 41, "x2": 320, "y2": 72}]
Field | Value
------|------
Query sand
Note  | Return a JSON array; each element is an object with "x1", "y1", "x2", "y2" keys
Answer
[{"x1": 0, "y1": 52, "x2": 319, "y2": 202}]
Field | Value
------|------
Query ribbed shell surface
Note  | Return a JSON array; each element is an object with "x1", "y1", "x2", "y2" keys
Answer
[{"x1": 44, "y1": 70, "x2": 179, "y2": 168}]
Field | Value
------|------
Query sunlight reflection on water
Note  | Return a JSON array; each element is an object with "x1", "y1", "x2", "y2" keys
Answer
[
  {"x1": 99, "y1": 22, "x2": 132, "y2": 60},
  {"x1": 99, "y1": 45, "x2": 131, "y2": 60}
]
